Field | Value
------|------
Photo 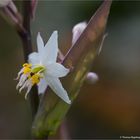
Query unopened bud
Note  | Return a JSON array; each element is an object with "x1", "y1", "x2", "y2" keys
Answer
[
  {"x1": 72, "y1": 21, "x2": 87, "y2": 45},
  {"x1": 8, "y1": 0, "x2": 17, "y2": 14},
  {"x1": 86, "y1": 72, "x2": 99, "y2": 84},
  {"x1": 0, "y1": 0, "x2": 24, "y2": 33},
  {"x1": 0, "y1": 0, "x2": 11, "y2": 7}
]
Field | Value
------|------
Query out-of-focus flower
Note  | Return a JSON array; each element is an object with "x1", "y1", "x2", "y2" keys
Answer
[
  {"x1": 16, "y1": 31, "x2": 71, "y2": 104},
  {"x1": 0, "y1": 0, "x2": 21, "y2": 29},
  {"x1": 72, "y1": 21, "x2": 87, "y2": 45},
  {"x1": 8, "y1": 0, "x2": 17, "y2": 13},
  {"x1": 0, "y1": 0, "x2": 11, "y2": 7},
  {"x1": 86, "y1": 72, "x2": 99, "y2": 84}
]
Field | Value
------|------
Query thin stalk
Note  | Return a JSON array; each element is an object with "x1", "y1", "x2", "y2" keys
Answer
[{"x1": 17, "y1": 1, "x2": 39, "y2": 117}]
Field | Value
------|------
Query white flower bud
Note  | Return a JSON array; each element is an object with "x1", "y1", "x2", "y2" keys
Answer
[
  {"x1": 86, "y1": 72, "x2": 99, "y2": 84},
  {"x1": 72, "y1": 21, "x2": 87, "y2": 45},
  {"x1": 0, "y1": 0, "x2": 11, "y2": 7}
]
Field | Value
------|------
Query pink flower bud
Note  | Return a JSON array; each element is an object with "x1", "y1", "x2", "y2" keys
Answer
[
  {"x1": 8, "y1": 0, "x2": 17, "y2": 14},
  {"x1": 0, "y1": 0, "x2": 22, "y2": 30},
  {"x1": 86, "y1": 72, "x2": 99, "y2": 84},
  {"x1": 0, "y1": 0, "x2": 11, "y2": 7},
  {"x1": 72, "y1": 21, "x2": 87, "y2": 45}
]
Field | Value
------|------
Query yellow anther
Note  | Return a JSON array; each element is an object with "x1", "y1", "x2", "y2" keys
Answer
[
  {"x1": 23, "y1": 63, "x2": 32, "y2": 68},
  {"x1": 22, "y1": 63, "x2": 32, "y2": 74},
  {"x1": 31, "y1": 74, "x2": 40, "y2": 85},
  {"x1": 23, "y1": 67, "x2": 31, "y2": 74}
]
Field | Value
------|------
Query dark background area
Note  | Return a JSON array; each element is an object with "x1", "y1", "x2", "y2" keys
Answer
[{"x1": 0, "y1": 0, "x2": 140, "y2": 139}]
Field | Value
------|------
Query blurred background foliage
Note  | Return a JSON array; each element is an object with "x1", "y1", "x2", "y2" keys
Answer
[{"x1": 0, "y1": 0, "x2": 140, "y2": 139}]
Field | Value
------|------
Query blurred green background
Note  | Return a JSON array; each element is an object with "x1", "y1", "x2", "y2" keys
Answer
[{"x1": 0, "y1": 0, "x2": 140, "y2": 139}]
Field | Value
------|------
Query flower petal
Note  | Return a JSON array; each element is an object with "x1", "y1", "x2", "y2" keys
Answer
[
  {"x1": 43, "y1": 31, "x2": 58, "y2": 64},
  {"x1": 37, "y1": 78, "x2": 48, "y2": 94},
  {"x1": 28, "y1": 52, "x2": 40, "y2": 65},
  {"x1": 46, "y1": 63, "x2": 69, "y2": 78},
  {"x1": 37, "y1": 32, "x2": 44, "y2": 54},
  {"x1": 46, "y1": 76, "x2": 71, "y2": 104}
]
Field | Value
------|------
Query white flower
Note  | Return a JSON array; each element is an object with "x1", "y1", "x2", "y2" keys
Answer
[
  {"x1": 16, "y1": 31, "x2": 71, "y2": 104},
  {"x1": 0, "y1": 0, "x2": 11, "y2": 7}
]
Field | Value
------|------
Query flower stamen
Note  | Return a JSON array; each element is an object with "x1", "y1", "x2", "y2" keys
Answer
[
  {"x1": 31, "y1": 73, "x2": 41, "y2": 85},
  {"x1": 23, "y1": 63, "x2": 32, "y2": 74},
  {"x1": 16, "y1": 63, "x2": 46, "y2": 98}
]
